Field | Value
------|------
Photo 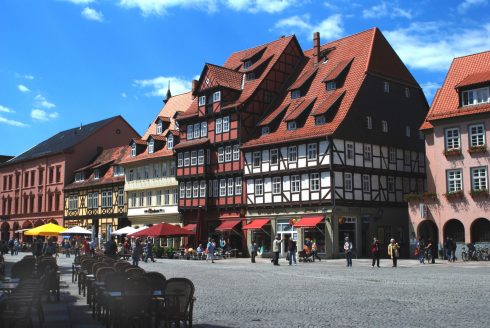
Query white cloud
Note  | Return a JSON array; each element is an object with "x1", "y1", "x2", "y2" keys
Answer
[
  {"x1": 34, "y1": 94, "x2": 56, "y2": 109},
  {"x1": 121, "y1": 92, "x2": 127, "y2": 98},
  {"x1": 17, "y1": 84, "x2": 30, "y2": 93},
  {"x1": 31, "y1": 109, "x2": 59, "y2": 121},
  {"x1": 118, "y1": 0, "x2": 219, "y2": 15},
  {"x1": 420, "y1": 82, "x2": 440, "y2": 101},
  {"x1": 0, "y1": 116, "x2": 29, "y2": 127},
  {"x1": 362, "y1": 2, "x2": 412, "y2": 19},
  {"x1": 81, "y1": 7, "x2": 104, "y2": 21},
  {"x1": 457, "y1": 0, "x2": 488, "y2": 13},
  {"x1": 272, "y1": 14, "x2": 343, "y2": 40},
  {"x1": 224, "y1": 0, "x2": 294, "y2": 14},
  {"x1": 0, "y1": 105, "x2": 15, "y2": 114},
  {"x1": 385, "y1": 22, "x2": 490, "y2": 71},
  {"x1": 60, "y1": 0, "x2": 95, "y2": 4},
  {"x1": 133, "y1": 76, "x2": 192, "y2": 97},
  {"x1": 23, "y1": 75, "x2": 34, "y2": 80}
]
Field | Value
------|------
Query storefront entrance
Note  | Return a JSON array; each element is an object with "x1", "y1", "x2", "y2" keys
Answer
[
  {"x1": 277, "y1": 219, "x2": 297, "y2": 257},
  {"x1": 338, "y1": 217, "x2": 357, "y2": 254}
]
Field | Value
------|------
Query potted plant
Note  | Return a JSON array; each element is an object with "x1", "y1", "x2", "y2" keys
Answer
[
  {"x1": 404, "y1": 193, "x2": 422, "y2": 202},
  {"x1": 422, "y1": 192, "x2": 438, "y2": 201},
  {"x1": 152, "y1": 245, "x2": 164, "y2": 258},
  {"x1": 164, "y1": 246, "x2": 175, "y2": 259},
  {"x1": 468, "y1": 145, "x2": 487, "y2": 154},
  {"x1": 470, "y1": 188, "x2": 489, "y2": 198},
  {"x1": 443, "y1": 148, "x2": 462, "y2": 157},
  {"x1": 444, "y1": 190, "x2": 465, "y2": 200}
]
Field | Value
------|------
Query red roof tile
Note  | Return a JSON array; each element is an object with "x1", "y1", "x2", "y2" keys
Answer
[
  {"x1": 132, "y1": 139, "x2": 146, "y2": 145},
  {"x1": 288, "y1": 64, "x2": 318, "y2": 91},
  {"x1": 240, "y1": 55, "x2": 274, "y2": 73},
  {"x1": 455, "y1": 71, "x2": 490, "y2": 89},
  {"x1": 240, "y1": 46, "x2": 267, "y2": 62},
  {"x1": 322, "y1": 58, "x2": 353, "y2": 82},
  {"x1": 284, "y1": 97, "x2": 317, "y2": 121},
  {"x1": 197, "y1": 64, "x2": 243, "y2": 93},
  {"x1": 258, "y1": 104, "x2": 290, "y2": 126},
  {"x1": 154, "y1": 116, "x2": 171, "y2": 123},
  {"x1": 173, "y1": 138, "x2": 210, "y2": 150},
  {"x1": 426, "y1": 50, "x2": 490, "y2": 122},
  {"x1": 310, "y1": 90, "x2": 345, "y2": 116},
  {"x1": 148, "y1": 134, "x2": 166, "y2": 142}
]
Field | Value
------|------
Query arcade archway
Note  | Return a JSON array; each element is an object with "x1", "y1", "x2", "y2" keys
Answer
[
  {"x1": 471, "y1": 218, "x2": 490, "y2": 243},
  {"x1": 443, "y1": 219, "x2": 465, "y2": 242}
]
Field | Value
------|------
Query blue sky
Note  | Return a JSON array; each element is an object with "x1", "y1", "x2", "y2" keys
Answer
[{"x1": 1, "y1": 0, "x2": 489, "y2": 156}]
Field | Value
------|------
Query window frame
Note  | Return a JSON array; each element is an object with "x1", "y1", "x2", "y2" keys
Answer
[
  {"x1": 307, "y1": 143, "x2": 317, "y2": 161},
  {"x1": 270, "y1": 149, "x2": 279, "y2": 165},
  {"x1": 471, "y1": 166, "x2": 488, "y2": 191},
  {"x1": 227, "y1": 178, "x2": 234, "y2": 196},
  {"x1": 445, "y1": 127, "x2": 461, "y2": 150},
  {"x1": 287, "y1": 121, "x2": 297, "y2": 131},
  {"x1": 310, "y1": 173, "x2": 320, "y2": 191},
  {"x1": 366, "y1": 116, "x2": 372, "y2": 130},
  {"x1": 213, "y1": 91, "x2": 221, "y2": 102},
  {"x1": 272, "y1": 177, "x2": 281, "y2": 195},
  {"x1": 218, "y1": 147, "x2": 224, "y2": 163},
  {"x1": 364, "y1": 144, "x2": 372, "y2": 162},
  {"x1": 235, "y1": 177, "x2": 242, "y2": 195},
  {"x1": 219, "y1": 179, "x2": 226, "y2": 197},
  {"x1": 191, "y1": 151, "x2": 197, "y2": 166},
  {"x1": 362, "y1": 175, "x2": 371, "y2": 192},
  {"x1": 223, "y1": 116, "x2": 230, "y2": 132},
  {"x1": 291, "y1": 89, "x2": 301, "y2": 99},
  {"x1": 469, "y1": 123, "x2": 485, "y2": 147},
  {"x1": 446, "y1": 169, "x2": 463, "y2": 193},
  {"x1": 291, "y1": 175, "x2": 300, "y2": 193},
  {"x1": 200, "y1": 181, "x2": 206, "y2": 197},
  {"x1": 344, "y1": 173, "x2": 353, "y2": 192},
  {"x1": 225, "y1": 146, "x2": 232, "y2": 162},
  {"x1": 255, "y1": 179, "x2": 263, "y2": 196},
  {"x1": 198, "y1": 95, "x2": 206, "y2": 106},
  {"x1": 288, "y1": 146, "x2": 297, "y2": 162},
  {"x1": 200, "y1": 122, "x2": 207, "y2": 137},
  {"x1": 215, "y1": 118, "x2": 222, "y2": 134},
  {"x1": 233, "y1": 145, "x2": 240, "y2": 161},
  {"x1": 187, "y1": 125, "x2": 193, "y2": 140},
  {"x1": 253, "y1": 151, "x2": 261, "y2": 168},
  {"x1": 381, "y1": 120, "x2": 388, "y2": 133},
  {"x1": 198, "y1": 149, "x2": 205, "y2": 165},
  {"x1": 167, "y1": 134, "x2": 174, "y2": 149}
]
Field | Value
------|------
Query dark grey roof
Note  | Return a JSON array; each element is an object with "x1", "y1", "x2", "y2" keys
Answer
[
  {"x1": 0, "y1": 155, "x2": 13, "y2": 164},
  {"x1": 4, "y1": 116, "x2": 120, "y2": 165}
]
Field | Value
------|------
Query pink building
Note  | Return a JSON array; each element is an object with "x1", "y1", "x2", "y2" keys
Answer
[
  {"x1": 408, "y1": 51, "x2": 490, "y2": 254},
  {"x1": 0, "y1": 116, "x2": 139, "y2": 242}
]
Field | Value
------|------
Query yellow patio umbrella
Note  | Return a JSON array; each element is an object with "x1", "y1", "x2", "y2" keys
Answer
[{"x1": 24, "y1": 223, "x2": 67, "y2": 236}]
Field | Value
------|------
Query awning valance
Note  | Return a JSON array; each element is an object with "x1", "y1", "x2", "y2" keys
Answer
[
  {"x1": 242, "y1": 219, "x2": 270, "y2": 230},
  {"x1": 215, "y1": 220, "x2": 241, "y2": 231},
  {"x1": 182, "y1": 224, "x2": 197, "y2": 232},
  {"x1": 293, "y1": 216, "x2": 324, "y2": 228}
]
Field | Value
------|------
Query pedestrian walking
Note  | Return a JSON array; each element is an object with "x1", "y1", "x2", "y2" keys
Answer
[
  {"x1": 63, "y1": 240, "x2": 71, "y2": 258},
  {"x1": 371, "y1": 237, "x2": 381, "y2": 267},
  {"x1": 105, "y1": 236, "x2": 117, "y2": 259},
  {"x1": 343, "y1": 237, "x2": 353, "y2": 267},
  {"x1": 272, "y1": 235, "x2": 281, "y2": 266},
  {"x1": 311, "y1": 239, "x2": 321, "y2": 262},
  {"x1": 89, "y1": 239, "x2": 96, "y2": 256},
  {"x1": 287, "y1": 237, "x2": 297, "y2": 266},
  {"x1": 388, "y1": 238, "x2": 400, "y2": 267},
  {"x1": 250, "y1": 240, "x2": 258, "y2": 263},
  {"x1": 416, "y1": 238, "x2": 425, "y2": 263},
  {"x1": 131, "y1": 239, "x2": 143, "y2": 267},
  {"x1": 144, "y1": 238, "x2": 155, "y2": 262},
  {"x1": 425, "y1": 238, "x2": 434, "y2": 264},
  {"x1": 206, "y1": 238, "x2": 216, "y2": 263},
  {"x1": 450, "y1": 238, "x2": 457, "y2": 262},
  {"x1": 8, "y1": 239, "x2": 14, "y2": 256},
  {"x1": 13, "y1": 239, "x2": 20, "y2": 255},
  {"x1": 444, "y1": 237, "x2": 454, "y2": 262}
]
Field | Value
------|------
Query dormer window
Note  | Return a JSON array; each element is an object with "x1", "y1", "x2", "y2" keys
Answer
[
  {"x1": 198, "y1": 96, "x2": 206, "y2": 106},
  {"x1": 113, "y1": 165, "x2": 124, "y2": 177},
  {"x1": 261, "y1": 126, "x2": 270, "y2": 135},
  {"x1": 462, "y1": 87, "x2": 489, "y2": 107},
  {"x1": 384, "y1": 81, "x2": 390, "y2": 93},
  {"x1": 213, "y1": 91, "x2": 221, "y2": 102},
  {"x1": 291, "y1": 90, "x2": 301, "y2": 99},
  {"x1": 148, "y1": 139, "x2": 154, "y2": 154},
  {"x1": 404, "y1": 87, "x2": 410, "y2": 98},
  {"x1": 315, "y1": 116, "x2": 326, "y2": 125},
  {"x1": 94, "y1": 169, "x2": 100, "y2": 180},
  {"x1": 131, "y1": 143, "x2": 136, "y2": 157},
  {"x1": 245, "y1": 72, "x2": 255, "y2": 81},
  {"x1": 156, "y1": 120, "x2": 163, "y2": 134},
  {"x1": 243, "y1": 60, "x2": 252, "y2": 69},
  {"x1": 167, "y1": 134, "x2": 174, "y2": 150},
  {"x1": 287, "y1": 121, "x2": 297, "y2": 131},
  {"x1": 75, "y1": 172, "x2": 84, "y2": 182},
  {"x1": 326, "y1": 81, "x2": 336, "y2": 91},
  {"x1": 175, "y1": 121, "x2": 179, "y2": 130}
]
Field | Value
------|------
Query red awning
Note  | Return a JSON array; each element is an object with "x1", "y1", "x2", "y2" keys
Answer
[
  {"x1": 215, "y1": 220, "x2": 241, "y2": 231},
  {"x1": 242, "y1": 219, "x2": 270, "y2": 230},
  {"x1": 293, "y1": 216, "x2": 324, "y2": 228},
  {"x1": 182, "y1": 224, "x2": 197, "y2": 232}
]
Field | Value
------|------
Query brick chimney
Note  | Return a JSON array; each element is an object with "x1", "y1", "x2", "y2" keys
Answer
[
  {"x1": 191, "y1": 79, "x2": 198, "y2": 96},
  {"x1": 313, "y1": 32, "x2": 320, "y2": 63}
]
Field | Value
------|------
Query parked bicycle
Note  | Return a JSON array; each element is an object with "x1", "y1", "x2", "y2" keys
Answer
[{"x1": 461, "y1": 245, "x2": 489, "y2": 261}]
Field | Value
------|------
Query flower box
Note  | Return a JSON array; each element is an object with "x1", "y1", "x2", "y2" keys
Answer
[
  {"x1": 444, "y1": 148, "x2": 462, "y2": 157},
  {"x1": 468, "y1": 145, "x2": 487, "y2": 154},
  {"x1": 404, "y1": 193, "x2": 422, "y2": 202},
  {"x1": 470, "y1": 189, "x2": 489, "y2": 198},
  {"x1": 444, "y1": 190, "x2": 465, "y2": 200},
  {"x1": 422, "y1": 192, "x2": 438, "y2": 202}
]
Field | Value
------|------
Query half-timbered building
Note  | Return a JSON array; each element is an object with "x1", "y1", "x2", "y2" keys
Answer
[
  {"x1": 174, "y1": 36, "x2": 305, "y2": 250},
  {"x1": 63, "y1": 146, "x2": 130, "y2": 240},
  {"x1": 408, "y1": 50, "x2": 490, "y2": 258},
  {"x1": 242, "y1": 28, "x2": 429, "y2": 258},
  {"x1": 120, "y1": 91, "x2": 193, "y2": 229}
]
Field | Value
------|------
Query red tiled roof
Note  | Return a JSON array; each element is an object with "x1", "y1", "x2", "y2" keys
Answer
[
  {"x1": 243, "y1": 28, "x2": 423, "y2": 149},
  {"x1": 322, "y1": 58, "x2": 353, "y2": 82},
  {"x1": 240, "y1": 55, "x2": 274, "y2": 73},
  {"x1": 258, "y1": 104, "x2": 289, "y2": 127},
  {"x1": 426, "y1": 50, "x2": 490, "y2": 122},
  {"x1": 288, "y1": 64, "x2": 318, "y2": 91},
  {"x1": 173, "y1": 138, "x2": 210, "y2": 150},
  {"x1": 179, "y1": 36, "x2": 296, "y2": 120},
  {"x1": 132, "y1": 139, "x2": 146, "y2": 145},
  {"x1": 65, "y1": 146, "x2": 128, "y2": 190},
  {"x1": 310, "y1": 90, "x2": 345, "y2": 116},
  {"x1": 240, "y1": 46, "x2": 267, "y2": 62},
  {"x1": 284, "y1": 97, "x2": 317, "y2": 121},
  {"x1": 148, "y1": 134, "x2": 166, "y2": 142},
  {"x1": 455, "y1": 71, "x2": 490, "y2": 89},
  {"x1": 154, "y1": 116, "x2": 171, "y2": 123},
  {"x1": 197, "y1": 64, "x2": 243, "y2": 93}
]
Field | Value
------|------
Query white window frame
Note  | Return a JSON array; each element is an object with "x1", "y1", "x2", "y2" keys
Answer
[
  {"x1": 287, "y1": 121, "x2": 297, "y2": 131},
  {"x1": 326, "y1": 81, "x2": 336, "y2": 91},
  {"x1": 213, "y1": 180, "x2": 219, "y2": 198},
  {"x1": 462, "y1": 87, "x2": 490, "y2": 107},
  {"x1": 215, "y1": 118, "x2": 222, "y2": 134},
  {"x1": 447, "y1": 169, "x2": 463, "y2": 193},
  {"x1": 310, "y1": 173, "x2": 320, "y2": 191},
  {"x1": 213, "y1": 91, "x2": 221, "y2": 102},
  {"x1": 186, "y1": 182, "x2": 192, "y2": 198},
  {"x1": 227, "y1": 178, "x2": 234, "y2": 196},
  {"x1": 157, "y1": 121, "x2": 163, "y2": 134},
  {"x1": 346, "y1": 143, "x2": 354, "y2": 160},
  {"x1": 225, "y1": 146, "x2": 232, "y2": 162},
  {"x1": 261, "y1": 126, "x2": 270, "y2": 135},
  {"x1": 148, "y1": 139, "x2": 154, "y2": 154},
  {"x1": 223, "y1": 116, "x2": 230, "y2": 132},
  {"x1": 198, "y1": 95, "x2": 206, "y2": 106},
  {"x1": 162, "y1": 162, "x2": 168, "y2": 177},
  {"x1": 291, "y1": 89, "x2": 301, "y2": 99},
  {"x1": 187, "y1": 125, "x2": 193, "y2": 140},
  {"x1": 315, "y1": 116, "x2": 326, "y2": 125},
  {"x1": 94, "y1": 169, "x2": 100, "y2": 180},
  {"x1": 387, "y1": 176, "x2": 395, "y2": 192},
  {"x1": 307, "y1": 144, "x2": 317, "y2": 161},
  {"x1": 270, "y1": 149, "x2": 279, "y2": 165},
  {"x1": 362, "y1": 175, "x2": 371, "y2": 192},
  {"x1": 167, "y1": 134, "x2": 174, "y2": 149},
  {"x1": 191, "y1": 151, "x2": 197, "y2": 166},
  {"x1": 255, "y1": 179, "x2": 263, "y2": 196},
  {"x1": 272, "y1": 177, "x2": 281, "y2": 195},
  {"x1": 471, "y1": 167, "x2": 488, "y2": 191},
  {"x1": 366, "y1": 116, "x2": 372, "y2": 130},
  {"x1": 179, "y1": 183, "x2": 185, "y2": 199},
  {"x1": 445, "y1": 128, "x2": 461, "y2": 150},
  {"x1": 194, "y1": 123, "x2": 200, "y2": 139},
  {"x1": 469, "y1": 124, "x2": 485, "y2": 147},
  {"x1": 156, "y1": 190, "x2": 162, "y2": 206},
  {"x1": 113, "y1": 165, "x2": 124, "y2": 177},
  {"x1": 218, "y1": 147, "x2": 224, "y2": 163},
  {"x1": 200, "y1": 181, "x2": 206, "y2": 197},
  {"x1": 288, "y1": 146, "x2": 297, "y2": 162},
  {"x1": 364, "y1": 144, "x2": 372, "y2": 162},
  {"x1": 291, "y1": 175, "x2": 300, "y2": 193},
  {"x1": 344, "y1": 173, "x2": 353, "y2": 192},
  {"x1": 253, "y1": 151, "x2": 261, "y2": 168},
  {"x1": 233, "y1": 145, "x2": 240, "y2": 161},
  {"x1": 118, "y1": 189, "x2": 124, "y2": 206},
  {"x1": 382, "y1": 120, "x2": 388, "y2": 133},
  {"x1": 164, "y1": 190, "x2": 170, "y2": 204},
  {"x1": 389, "y1": 148, "x2": 396, "y2": 163},
  {"x1": 404, "y1": 150, "x2": 411, "y2": 165},
  {"x1": 235, "y1": 177, "x2": 242, "y2": 195},
  {"x1": 193, "y1": 181, "x2": 199, "y2": 198},
  {"x1": 198, "y1": 150, "x2": 204, "y2": 165},
  {"x1": 177, "y1": 153, "x2": 183, "y2": 167},
  {"x1": 201, "y1": 122, "x2": 207, "y2": 137},
  {"x1": 184, "y1": 152, "x2": 190, "y2": 167},
  {"x1": 219, "y1": 179, "x2": 226, "y2": 197},
  {"x1": 131, "y1": 144, "x2": 136, "y2": 157}
]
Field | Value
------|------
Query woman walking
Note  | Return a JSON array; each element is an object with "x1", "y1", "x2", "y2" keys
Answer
[
  {"x1": 371, "y1": 237, "x2": 381, "y2": 268},
  {"x1": 388, "y1": 238, "x2": 400, "y2": 267},
  {"x1": 132, "y1": 239, "x2": 143, "y2": 267}
]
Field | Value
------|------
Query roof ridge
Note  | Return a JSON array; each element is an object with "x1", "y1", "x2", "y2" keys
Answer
[
  {"x1": 227, "y1": 35, "x2": 295, "y2": 59},
  {"x1": 453, "y1": 49, "x2": 490, "y2": 61},
  {"x1": 303, "y1": 27, "x2": 377, "y2": 54}
]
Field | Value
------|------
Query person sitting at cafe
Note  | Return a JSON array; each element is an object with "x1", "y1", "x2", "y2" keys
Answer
[{"x1": 196, "y1": 244, "x2": 203, "y2": 259}]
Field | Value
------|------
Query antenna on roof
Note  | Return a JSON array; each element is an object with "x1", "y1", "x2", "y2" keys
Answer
[
  {"x1": 164, "y1": 80, "x2": 172, "y2": 104},
  {"x1": 79, "y1": 123, "x2": 83, "y2": 130}
]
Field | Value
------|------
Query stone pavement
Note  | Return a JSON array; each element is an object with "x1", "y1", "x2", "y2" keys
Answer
[{"x1": 3, "y1": 253, "x2": 490, "y2": 327}]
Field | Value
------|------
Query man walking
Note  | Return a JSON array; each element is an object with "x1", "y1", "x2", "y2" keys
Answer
[
  {"x1": 250, "y1": 240, "x2": 258, "y2": 263},
  {"x1": 206, "y1": 238, "x2": 216, "y2": 263},
  {"x1": 144, "y1": 238, "x2": 155, "y2": 262},
  {"x1": 344, "y1": 237, "x2": 353, "y2": 267},
  {"x1": 272, "y1": 235, "x2": 281, "y2": 266},
  {"x1": 287, "y1": 237, "x2": 297, "y2": 266},
  {"x1": 371, "y1": 237, "x2": 381, "y2": 268}
]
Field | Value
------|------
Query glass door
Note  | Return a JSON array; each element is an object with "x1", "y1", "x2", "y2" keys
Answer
[{"x1": 277, "y1": 219, "x2": 297, "y2": 257}]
